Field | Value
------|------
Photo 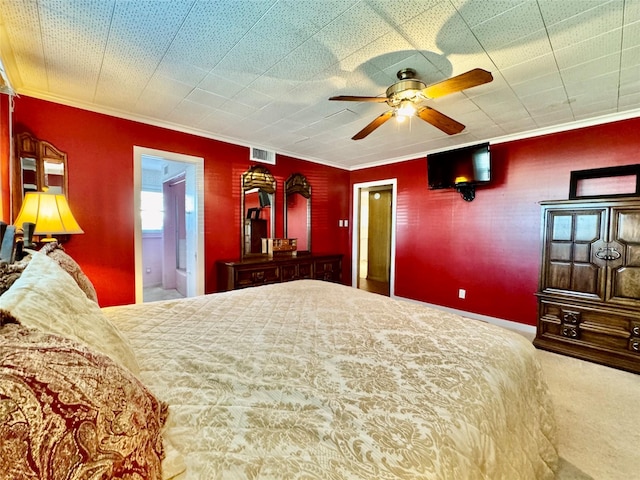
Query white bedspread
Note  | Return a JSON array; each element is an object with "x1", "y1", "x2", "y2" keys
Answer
[{"x1": 103, "y1": 280, "x2": 557, "y2": 479}]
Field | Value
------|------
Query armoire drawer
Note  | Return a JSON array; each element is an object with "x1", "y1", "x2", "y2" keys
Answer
[
  {"x1": 536, "y1": 298, "x2": 640, "y2": 373},
  {"x1": 538, "y1": 300, "x2": 636, "y2": 350}
]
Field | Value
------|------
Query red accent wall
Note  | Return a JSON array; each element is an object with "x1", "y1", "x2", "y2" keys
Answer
[
  {"x1": 351, "y1": 117, "x2": 640, "y2": 325},
  {"x1": 12, "y1": 96, "x2": 350, "y2": 306},
  {"x1": 0, "y1": 95, "x2": 10, "y2": 222},
  {"x1": 11, "y1": 94, "x2": 639, "y2": 326}
]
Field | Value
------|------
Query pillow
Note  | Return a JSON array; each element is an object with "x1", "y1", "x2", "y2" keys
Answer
[
  {"x1": 40, "y1": 241, "x2": 99, "y2": 303},
  {"x1": 0, "y1": 253, "x2": 31, "y2": 296},
  {"x1": 0, "y1": 251, "x2": 140, "y2": 375},
  {"x1": 0, "y1": 322, "x2": 167, "y2": 479}
]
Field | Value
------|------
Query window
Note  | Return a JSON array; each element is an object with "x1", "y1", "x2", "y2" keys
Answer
[{"x1": 141, "y1": 191, "x2": 164, "y2": 231}]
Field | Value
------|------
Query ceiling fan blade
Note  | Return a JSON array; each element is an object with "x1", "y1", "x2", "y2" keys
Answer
[
  {"x1": 417, "y1": 107, "x2": 465, "y2": 135},
  {"x1": 423, "y1": 68, "x2": 493, "y2": 99},
  {"x1": 329, "y1": 95, "x2": 388, "y2": 103},
  {"x1": 352, "y1": 110, "x2": 394, "y2": 140}
]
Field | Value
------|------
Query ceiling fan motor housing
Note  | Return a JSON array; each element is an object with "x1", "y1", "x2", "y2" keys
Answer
[{"x1": 386, "y1": 79, "x2": 426, "y2": 106}]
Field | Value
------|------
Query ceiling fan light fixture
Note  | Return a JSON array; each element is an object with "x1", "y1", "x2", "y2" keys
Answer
[
  {"x1": 395, "y1": 101, "x2": 417, "y2": 120},
  {"x1": 330, "y1": 67, "x2": 493, "y2": 139}
]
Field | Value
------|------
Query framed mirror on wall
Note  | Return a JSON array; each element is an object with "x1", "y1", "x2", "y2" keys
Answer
[
  {"x1": 284, "y1": 173, "x2": 311, "y2": 253},
  {"x1": 241, "y1": 165, "x2": 275, "y2": 257},
  {"x1": 12, "y1": 132, "x2": 68, "y2": 220}
]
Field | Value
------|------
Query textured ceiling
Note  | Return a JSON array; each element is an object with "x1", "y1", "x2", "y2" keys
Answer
[{"x1": 0, "y1": 0, "x2": 639, "y2": 170}]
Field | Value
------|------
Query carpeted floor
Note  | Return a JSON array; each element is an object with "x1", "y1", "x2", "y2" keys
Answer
[{"x1": 516, "y1": 329, "x2": 640, "y2": 480}]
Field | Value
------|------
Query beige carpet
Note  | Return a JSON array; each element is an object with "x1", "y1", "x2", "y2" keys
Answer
[{"x1": 516, "y1": 329, "x2": 640, "y2": 480}]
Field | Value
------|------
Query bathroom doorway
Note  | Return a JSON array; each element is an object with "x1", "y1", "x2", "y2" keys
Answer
[
  {"x1": 133, "y1": 147, "x2": 204, "y2": 303},
  {"x1": 352, "y1": 179, "x2": 397, "y2": 297}
]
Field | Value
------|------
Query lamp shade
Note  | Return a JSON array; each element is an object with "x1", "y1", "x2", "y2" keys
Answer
[{"x1": 14, "y1": 192, "x2": 84, "y2": 235}]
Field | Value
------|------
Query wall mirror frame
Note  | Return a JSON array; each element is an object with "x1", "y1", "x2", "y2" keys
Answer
[
  {"x1": 241, "y1": 165, "x2": 275, "y2": 257},
  {"x1": 284, "y1": 173, "x2": 311, "y2": 253},
  {"x1": 12, "y1": 132, "x2": 68, "y2": 220}
]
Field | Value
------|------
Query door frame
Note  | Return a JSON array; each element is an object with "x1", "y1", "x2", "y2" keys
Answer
[
  {"x1": 351, "y1": 178, "x2": 397, "y2": 297},
  {"x1": 133, "y1": 146, "x2": 205, "y2": 303}
]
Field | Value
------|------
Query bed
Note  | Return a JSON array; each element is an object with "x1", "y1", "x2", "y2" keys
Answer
[{"x1": 0, "y1": 247, "x2": 558, "y2": 479}]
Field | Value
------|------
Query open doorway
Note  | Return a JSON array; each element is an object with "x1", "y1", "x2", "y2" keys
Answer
[
  {"x1": 133, "y1": 147, "x2": 204, "y2": 304},
  {"x1": 352, "y1": 179, "x2": 397, "y2": 297}
]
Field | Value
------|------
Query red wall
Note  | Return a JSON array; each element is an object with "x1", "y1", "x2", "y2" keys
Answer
[
  {"x1": 0, "y1": 95, "x2": 10, "y2": 222},
  {"x1": 12, "y1": 96, "x2": 350, "y2": 306},
  {"x1": 11, "y1": 94, "x2": 640, "y2": 326},
  {"x1": 351, "y1": 117, "x2": 640, "y2": 325}
]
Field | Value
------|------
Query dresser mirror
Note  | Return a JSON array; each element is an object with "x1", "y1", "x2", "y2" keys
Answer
[
  {"x1": 12, "y1": 132, "x2": 68, "y2": 219},
  {"x1": 284, "y1": 173, "x2": 311, "y2": 253},
  {"x1": 241, "y1": 165, "x2": 275, "y2": 256}
]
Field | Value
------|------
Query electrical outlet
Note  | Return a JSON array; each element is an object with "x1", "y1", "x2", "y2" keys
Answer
[
  {"x1": 338, "y1": 220, "x2": 344, "y2": 227},
  {"x1": 458, "y1": 289, "x2": 466, "y2": 299},
  {"x1": 344, "y1": 219, "x2": 348, "y2": 227}
]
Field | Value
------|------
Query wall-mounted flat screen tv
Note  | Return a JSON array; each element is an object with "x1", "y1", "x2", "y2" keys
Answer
[{"x1": 427, "y1": 142, "x2": 491, "y2": 189}]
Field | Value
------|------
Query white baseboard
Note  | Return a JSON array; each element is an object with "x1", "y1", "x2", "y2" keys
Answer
[{"x1": 393, "y1": 295, "x2": 537, "y2": 336}]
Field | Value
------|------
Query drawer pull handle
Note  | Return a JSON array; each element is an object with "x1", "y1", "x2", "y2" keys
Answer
[
  {"x1": 631, "y1": 341, "x2": 640, "y2": 352},
  {"x1": 562, "y1": 326, "x2": 578, "y2": 338},
  {"x1": 595, "y1": 247, "x2": 621, "y2": 261},
  {"x1": 632, "y1": 326, "x2": 640, "y2": 337},
  {"x1": 563, "y1": 312, "x2": 580, "y2": 324}
]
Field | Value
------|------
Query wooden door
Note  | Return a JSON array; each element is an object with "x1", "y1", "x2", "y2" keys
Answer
[
  {"x1": 541, "y1": 207, "x2": 608, "y2": 300},
  {"x1": 367, "y1": 189, "x2": 392, "y2": 283},
  {"x1": 607, "y1": 206, "x2": 640, "y2": 306}
]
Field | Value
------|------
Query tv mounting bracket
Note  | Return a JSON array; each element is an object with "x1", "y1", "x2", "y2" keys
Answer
[{"x1": 455, "y1": 183, "x2": 476, "y2": 202}]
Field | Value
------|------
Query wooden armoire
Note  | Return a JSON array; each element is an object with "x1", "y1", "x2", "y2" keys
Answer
[{"x1": 534, "y1": 198, "x2": 640, "y2": 374}]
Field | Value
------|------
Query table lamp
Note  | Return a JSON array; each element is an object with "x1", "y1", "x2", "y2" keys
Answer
[{"x1": 14, "y1": 191, "x2": 84, "y2": 243}]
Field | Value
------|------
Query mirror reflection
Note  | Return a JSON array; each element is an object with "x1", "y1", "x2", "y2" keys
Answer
[
  {"x1": 241, "y1": 165, "x2": 275, "y2": 256},
  {"x1": 13, "y1": 132, "x2": 68, "y2": 219},
  {"x1": 284, "y1": 173, "x2": 311, "y2": 253}
]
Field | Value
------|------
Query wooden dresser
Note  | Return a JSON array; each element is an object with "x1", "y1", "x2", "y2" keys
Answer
[
  {"x1": 534, "y1": 198, "x2": 640, "y2": 374},
  {"x1": 218, "y1": 254, "x2": 342, "y2": 291}
]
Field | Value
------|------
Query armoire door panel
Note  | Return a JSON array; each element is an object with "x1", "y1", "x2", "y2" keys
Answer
[
  {"x1": 551, "y1": 214, "x2": 572, "y2": 240},
  {"x1": 543, "y1": 209, "x2": 606, "y2": 298},
  {"x1": 549, "y1": 242, "x2": 571, "y2": 261},
  {"x1": 571, "y1": 263, "x2": 600, "y2": 295},
  {"x1": 609, "y1": 267, "x2": 640, "y2": 304},
  {"x1": 628, "y1": 245, "x2": 640, "y2": 266},
  {"x1": 548, "y1": 262, "x2": 572, "y2": 290},
  {"x1": 608, "y1": 208, "x2": 640, "y2": 304},
  {"x1": 615, "y1": 211, "x2": 640, "y2": 243},
  {"x1": 575, "y1": 213, "x2": 601, "y2": 241},
  {"x1": 573, "y1": 243, "x2": 592, "y2": 262}
]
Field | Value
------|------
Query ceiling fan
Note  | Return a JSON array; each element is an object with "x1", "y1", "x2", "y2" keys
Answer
[{"x1": 329, "y1": 68, "x2": 493, "y2": 140}]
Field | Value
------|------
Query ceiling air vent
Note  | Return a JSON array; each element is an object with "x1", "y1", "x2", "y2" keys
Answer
[{"x1": 250, "y1": 147, "x2": 276, "y2": 165}]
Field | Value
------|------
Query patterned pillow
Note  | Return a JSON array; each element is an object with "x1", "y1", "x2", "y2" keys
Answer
[
  {"x1": 0, "y1": 251, "x2": 140, "y2": 375},
  {"x1": 0, "y1": 322, "x2": 167, "y2": 479},
  {"x1": 40, "y1": 241, "x2": 99, "y2": 303},
  {"x1": 0, "y1": 253, "x2": 31, "y2": 296}
]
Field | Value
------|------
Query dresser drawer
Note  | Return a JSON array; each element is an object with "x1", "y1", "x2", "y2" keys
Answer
[
  {"x1": 234, "y1": 265, "x2": 280, "y2": 288},
  {"x1": 281, "y1": 260, "x2": 313, "y2": 282},
  {"x1": 217, "y1": 254, "x2": 343, "y2": 292},
  {"x1": 314, "y1": 257, "x2": 341, "y2": 282}
]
